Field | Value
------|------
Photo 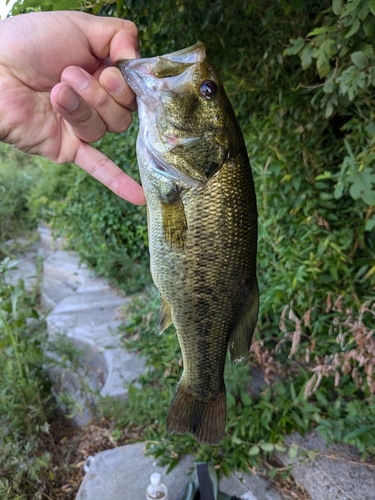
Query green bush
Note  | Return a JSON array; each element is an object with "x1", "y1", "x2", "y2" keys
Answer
[
  {"x1": 0, "y1": 144, "x2": 42, "y2": 246},
  {"x1": 0, "y1": 258, "x2": 54, "y2": 497}
]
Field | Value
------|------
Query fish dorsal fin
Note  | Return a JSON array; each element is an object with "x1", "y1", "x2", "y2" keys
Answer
[
  {"x1": 229, "y1": 279, "x2": 259, "y2": 363},
  {"x1": 159, "y1": 296, "x2": 173, "y2": 334},
  {"x1": 161, "y1": 191, "x2": 187, "y2": 252}
]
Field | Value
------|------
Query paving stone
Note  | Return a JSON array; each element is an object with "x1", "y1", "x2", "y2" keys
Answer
[
  {"x1": 275, "y1": 431, "x2": 375, "y2": 500},
  {"x1": 76, "y1": 442, "x2": 283, "y2": 500},
  {"x1": 47, "y1": 291, "x2": 127, "y2": 342},
  {"x1": 42, "y1": 250, "x2": 111, "y2": 309},
  {"x1": 46, "y1": 289, "x2": 146, "y2": 423},
  {"x1": 37, "y1": 224, "x2": 64, "y2": 257}
]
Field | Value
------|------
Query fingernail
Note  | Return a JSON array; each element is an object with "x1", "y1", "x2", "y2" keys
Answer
[
  {"x1": 63, "y1": 67, "x2": 90, "y2": 92},
  {"x1": 103, "y1": 73, "x2": 125, "y2": 94},
  {"x1": 57, "y1": 86, "x2": 79, "y2": 112}
]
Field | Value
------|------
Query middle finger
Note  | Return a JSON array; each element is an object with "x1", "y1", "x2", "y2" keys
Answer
[{"x1": 62, "y1": 66, "x2": 133, "y2": 133}]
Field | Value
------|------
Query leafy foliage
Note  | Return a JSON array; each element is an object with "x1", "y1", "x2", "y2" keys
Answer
[
  {"x1": 283, "y1": 0, "x2": 375, "y2": 205},
  {"x1": 0, "y1": 143, "x2": 42, "y2": 247},
  {"x1": 6, "y1": 0, "x2": 375, "y2": 471},
  {"x1": 0, "y1": 257, "x2": 54, "y2": 497}
]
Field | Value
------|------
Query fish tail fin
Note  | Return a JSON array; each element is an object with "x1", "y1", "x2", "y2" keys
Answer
[{"x1": 166, "y1": 382, "x2": 226, "y2": 445}]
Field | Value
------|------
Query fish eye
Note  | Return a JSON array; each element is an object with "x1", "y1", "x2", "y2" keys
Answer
[{"x1": 199, "y1": 80, "x2": 217, "y2": 98}]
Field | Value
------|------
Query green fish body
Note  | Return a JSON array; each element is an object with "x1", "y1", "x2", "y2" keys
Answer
[{"x1": 118, "y1": 43, "x2": 258, "y2": 445}]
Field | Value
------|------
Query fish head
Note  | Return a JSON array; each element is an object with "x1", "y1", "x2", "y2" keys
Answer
[{"x1": 118, "y1": 43, "x2": 234, "y2": 188}]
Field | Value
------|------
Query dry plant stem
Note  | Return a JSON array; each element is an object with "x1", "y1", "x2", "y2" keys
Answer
[
  {"x1": 299, "y1": 58, "x2": 339, "y2": 90},
  {"x1": 35, "y1": 392, "x2": 64, "y2": 470},
  {"x1": 25, "y1": 479, "x2": 55, "y2": 500},
  {"x1": 316, "y1": 452, "x2": 375, "y2": 469}
]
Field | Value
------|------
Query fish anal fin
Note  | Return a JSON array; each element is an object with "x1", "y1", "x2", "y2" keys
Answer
[
  {"x1": 161, "y1": 191, "x2": 187, "y2": 252},
  {"x1": 166, "y1": 381, "x2": 226, "y2": 445},
  {"x1": 158, "y1": 296, "x2": 173, "y2": 334},
  {"x1": 229, "y1": 279, "x2": 259, "y2": 363}
]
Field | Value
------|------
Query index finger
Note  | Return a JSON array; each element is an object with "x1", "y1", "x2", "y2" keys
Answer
[{"x1": 75, "y1": 142, "x2": 145, "y2": 205}]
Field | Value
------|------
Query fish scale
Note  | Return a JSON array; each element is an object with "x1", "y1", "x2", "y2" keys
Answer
[{"x1": 118, "y1": 42, "x2": 258, "y2": 445}]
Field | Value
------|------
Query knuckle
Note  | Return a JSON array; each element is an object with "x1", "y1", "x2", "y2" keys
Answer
[
  {"x1": 123, "y1": 20, "x2": 138, "y2": 38},
  {"x1": 107, "y1": 112, "x2": 132, "y2": 133},
  {"x1": 92, "y1": 89, "x2": 110, "y2": 109},
  {"x1": 77, "y1": 105, "x2": 93, "y2": 124}
]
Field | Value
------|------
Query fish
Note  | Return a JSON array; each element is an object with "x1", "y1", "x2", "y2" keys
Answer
[{"x1": 117, "y1": 42, "x2": 258, "y2": 445}]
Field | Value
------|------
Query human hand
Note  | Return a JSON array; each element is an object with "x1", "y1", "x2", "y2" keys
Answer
[{"x1": 0, "y1": 11, "x2": 145, "y2": 205}]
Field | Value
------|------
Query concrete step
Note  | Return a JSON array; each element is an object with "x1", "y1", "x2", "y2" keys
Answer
[
  {"x1": 42, "y1": 250, "x2": 111, "y2": 310},
  {"x1": 275, "y1": 431, "x2": 375, "y2": 500},
  {"x1": 38, "y1": 225, "x2": 146, "y2": 426},
  {"x1": 47, "y1": 290, "x2": 146, "y2": 425},
  {"x1": 76, "y1": 442, "x2": 283, "y2": 500},
  {"x1": 37, "y1": 224, "x2": 64, "y2": 257}
]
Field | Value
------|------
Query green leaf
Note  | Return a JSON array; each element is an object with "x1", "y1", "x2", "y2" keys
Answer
[
  {"x1": 369, "y1": 67, "x2": 375, "y2": 86},
  {"x1": 288, "y1": 444, "x2": 299, "y2": 460},
  {"x1": 332, "y1": 0, "x2": 343, "y2": 15},
  {"x1": 275, "y1": 444, "x2": 287, "y2": 452},
  {"x1": 363, "y1": 16, "x2": 375, "y2": 37},
  {"x1": 249, "y1": 445, "x2": 260, "y2": 455},
  {"x1": 307, "y1": 26, "x2": 336, "y2": 37},
  {"x1": 301, "y1": 45, "x2": 315, "y2": 70},
  {"x1": 345, "y1": 18, "x2": 360, "y2": 38},
  {"x1": 342, "y1": 0, "x2": 362, "y2": 16},
  {"x1": 358, "y1": 2, "x2": 369, "y2": 21},
  {"x1": 351, "y1": 51, "x2": 368, "y2": 70},
  {"x1": 227, "y1": 391, "x2": 236, "y2": 408},
  {"x1": 365, "y1": 216, "x2": 375, "y2": 231},
  {"x1": 221, "y1": 461, "x2": 231, "y2": 477},
  {"x1": 260, "y1": 443, "x2": 274, "y2": 452},
  {"x1": 349, "y1": 169, "x2": 375, "y2": 205},
  {"x1": 241, "y1": 391, "x2": 252, "y2": 407},
  {"x1": 370, "y1": 0, "x2": 375, "y2": 15},
  {"x1": 337, "y1": 65, "x2": 366, "y2": 100},
  {"x1": 284, "y1": 37, "x2": 304, "y2": 56},
  {"x1": 315, "y1": 171, "x2": 333, "y2": 180}
]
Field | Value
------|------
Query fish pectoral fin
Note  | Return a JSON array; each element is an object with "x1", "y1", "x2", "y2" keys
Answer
[
  {"x1": 158, "y1": 296, "x2": 173, "y2": 333},
  {"x1": 161, "y1": 191, "x2": 187, "y2": 252},
  {"x1": 229, "y1": 279, "x2": 259, "y2": 363}
]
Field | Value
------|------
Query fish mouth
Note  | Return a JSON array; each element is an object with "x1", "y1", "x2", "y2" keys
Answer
[
  {"x1": 117, "y1": 42, "x2": 206, "y2": 108},
  {"x1": 117, "y1": 43, "x2": 207, "y2": 188}
]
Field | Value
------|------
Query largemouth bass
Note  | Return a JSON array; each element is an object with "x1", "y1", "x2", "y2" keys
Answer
[{"x1": 117, "y1": 43, "x2": 258, "y2": 445}]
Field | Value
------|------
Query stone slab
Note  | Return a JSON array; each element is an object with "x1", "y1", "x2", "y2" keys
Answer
[
  {"x1": 42, "y1": 250, "x2": 112, "y2": 309},
  {"x1": 76, "y1": 442, "x2": 282, "y2": 500},
  {"x1": 51, "y1": 289, "x2": 125, "y2": 315},
  {"x1": 275, "y1": 431, "x2": 375, "y2": 500},
  {"x1": 37, "y1": 224, "x2": 64, "y2": 257},
  {"x1": 47, "y1": 290, "x2": 127, "y2": 345}
]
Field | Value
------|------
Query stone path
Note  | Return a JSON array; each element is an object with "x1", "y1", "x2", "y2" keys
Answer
[
  {"x1": 276, "y1": 432, "x2": 375, "y2": 500},
  {"x1": 7, "y1": 227, "x2": 375, "y2": 499},
  {"x1": 40, "y1": 226, "x2": 145, "y2": 426}
]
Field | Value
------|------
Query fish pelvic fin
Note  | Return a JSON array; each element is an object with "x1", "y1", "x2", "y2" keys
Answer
[
  {"x1": 166, "y1": 383, "x2": 226, "y2": 445},
  {"x1": 229, "y1": 278, "x2": 259, "y2": 363},
  {"x1": 158, "y1": 295, "x2": 173, "y2": 333},
  {"x1": 161, "y1": 191, "x2": 187, "y2": 252}
]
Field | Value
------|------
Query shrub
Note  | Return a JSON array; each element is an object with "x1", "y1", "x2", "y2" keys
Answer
[{"x1": 0, "y1": 143, "x2": 42, "y2": 246}]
